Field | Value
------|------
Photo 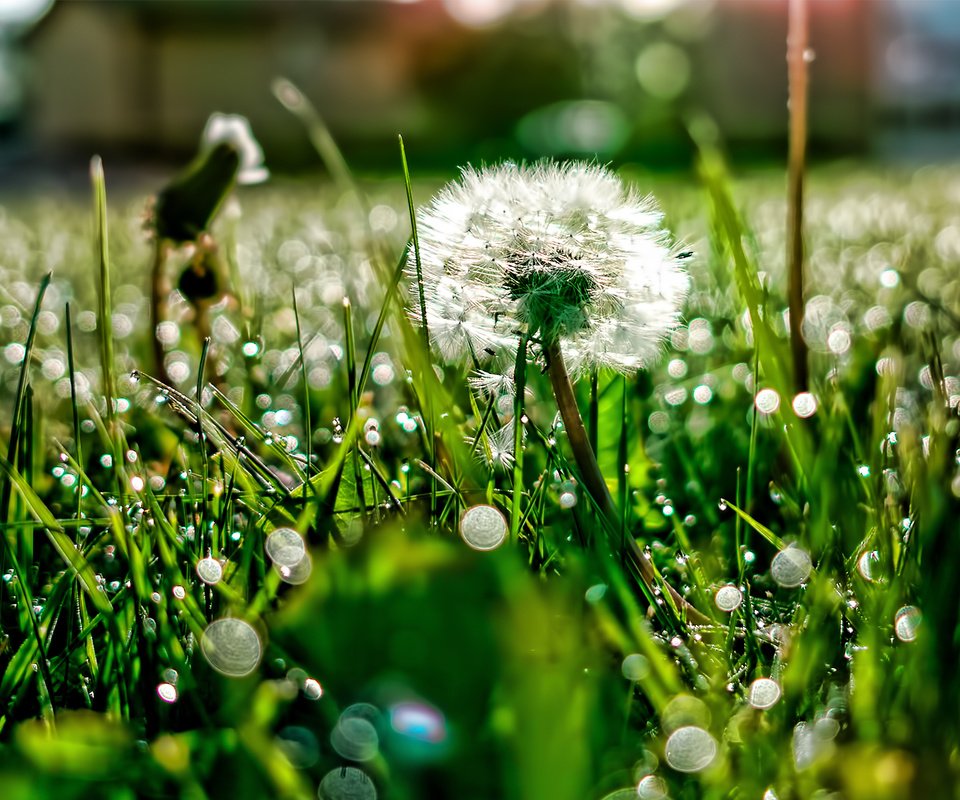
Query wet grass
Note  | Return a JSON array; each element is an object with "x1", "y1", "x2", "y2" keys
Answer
[{"x1": 0, "y1": 153, "x2": 958, "y2": 800}]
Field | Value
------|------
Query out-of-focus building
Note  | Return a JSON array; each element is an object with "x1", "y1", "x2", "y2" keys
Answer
[{"x1": 4, "y1": 0, "x2": 960, "y2": 171}]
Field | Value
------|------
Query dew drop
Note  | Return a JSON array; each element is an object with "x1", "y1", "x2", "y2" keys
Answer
[
  {"x1": 636, "y1": 774, "x2": 668, "y2": 800},
  {"x1": 748, "y1": 677, "x2": 782, "y2": 709},
  {"x1": 459, "y1": 504, "x2": 507, "y2": 551},
  {"x1": 276, "y1": 552, "x2": 313, "y2": 585},
  {"x1": 894, "y1": 605, "x2": 921, "y2": 642},
  {"x1": 157, "y1": 682, "x2": 178, "y2": 703},
  {"x1": 196, "y1": 557, "x2": 223, "y2": 585},
  {"x1": 791, "y1": 392, "x2": 817, "y2": 418},
  {"x1": 331, "y1": 708, "x2": 380, "y2": 762},
  {"x1": 771, "y1": 547, "x2": 812, "y2": 588},
  {"x1": 714, "y1": 584, "x2": 743, "y2": 612},
  {"x1": 559, "y1": 490, "x2": 577, "y2": 509},
  {"x1": 664, "y1": 726, "x2": 717, "y2": 773},
  {"x1": 200, "y1": 618, "x2": 263, "y2": 677},
  {"x1": 621, "y1": 653, "x2": 650, "y2": 682},
  {"x1": 857, "y1": 550, "x2": 880, "y2": 582},
  {"x1": 265, "y1": 527, "x2": 306, "y2": 568},
  {"x1": 318, "y1": 766, "x2": 377, "y2": 800},
  {"x1": 755, "y1": 388, "x2": 781, "y2": 415}
]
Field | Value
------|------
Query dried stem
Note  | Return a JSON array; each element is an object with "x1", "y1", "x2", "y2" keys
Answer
[
  {"x1": 149, "y1": 237, "x2": 174, "y2": 387},
  {"x1": 787, "y1": 0, "x2": 810, "y2": 391},
  {"x1": 545, "y1": 340, "x2": 708, "y2": 624}
]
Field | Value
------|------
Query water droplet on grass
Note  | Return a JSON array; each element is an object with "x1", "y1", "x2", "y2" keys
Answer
[
  {"x1": 157, "y1": 682, "x2": 178, "y2": 703},
  {"x1": 318, "y1": 766, "x2": 377, "y2": 800},
  {"x1": 894, "y1": 605, "x2": 921, "y2": 642},
  {"x1": 331, "y1": 711, "x2": 380, "y2": 761},
  {"x1": 664, "y1": 726, "x2": 717, "y2": 773},
  {"x1": 879, "y1": 268, "x2": 899, "y2": 288},
  {"x1": 276, "y1": 552, "x2": 313, "y2": 585},
  {"x1": 755, "y1": 388, "x2": 780, "y2": 415},
  {"x1": 857, "y1": 550, "x2": 880, "y2": 581},
  {"x1": 201, "y1": 618, "x2": 262, "y2": 677},
  {"x1": 459, "y1": 504, "x2": 507, "y2": 551},
  {"x1": 792, "y1": 392, "x2": 817, "y2": 418},
  {"x1": 748, "y1": 678, "x2": 782, "y2": 709},
  {"x1": 714, "y1": 585, "x2": 743, "y2": 612},
  {"x1": 196, "y1": 557, "x2": 223, "y2": 585},
  {"x1": 621, "y1": 653, "x2": 650, "y2": 681},
  {"x1": 636, "y1": 774, "x2": 668, "y2": 799},
  {"x1": 771, "y1": 547, "x2": 812, "y2": 588},
  {"x1": 265, "y1": 527, "x2": 306, "y2": 568},
  {"x1": 303, "y1": 677, "x2": 323, "y2": 700}
]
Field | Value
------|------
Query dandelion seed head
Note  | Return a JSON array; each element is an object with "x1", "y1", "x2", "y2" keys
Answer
[
  {"x1": 202, "y1": 113, "x2": 269, "y2": 185},
  {"x1": 410, "y1": 161, "x2": 689, "y2": 374}
]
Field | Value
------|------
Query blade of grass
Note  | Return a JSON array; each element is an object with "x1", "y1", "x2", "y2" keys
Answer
[
  {"x1": 91, "y1": 158, "x2": 118, "y2": 439},
  {"x1": 721, "y1": 497, "x2": 788, "y2": 552},
  {"x1": 1, "y1": 271, "x2": 51, "y2": 529},
  {"x1": 291, "y1": 285, "x2": 313, "y2": 494},
  {"x1": 509, "y1": 335, "x2": 528, "y2": 542}
]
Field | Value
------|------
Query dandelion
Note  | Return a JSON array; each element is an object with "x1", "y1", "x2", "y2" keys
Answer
[
  {"x1": 410, "y1": 161, "x2": 704, "y2": 622},
  {"x1": 408, "y1": 161, "x2": 689, "y2": 374},
  {"x1": 201, "y1": 113, "x2": 269, "y2": 186},
  {"x1": 148, "y1": 112, "x2": 267, "y2": 385}
]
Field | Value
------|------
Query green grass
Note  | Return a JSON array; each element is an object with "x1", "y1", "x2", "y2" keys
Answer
[{"x1": 0, "y1": 154, "x2": 958, "y2": 800}]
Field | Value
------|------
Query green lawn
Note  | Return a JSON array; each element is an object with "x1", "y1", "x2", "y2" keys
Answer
[{"x1": 0, "y1": 157, "x2": 958, "y2": 799}]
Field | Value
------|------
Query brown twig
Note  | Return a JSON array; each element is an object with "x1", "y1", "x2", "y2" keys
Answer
[
  {"x1": 787, "y1": 0, "x2": 810, "y2": 392},
  {"x1": 149, "y1": 237, "x2": 174, "y2": 387}
]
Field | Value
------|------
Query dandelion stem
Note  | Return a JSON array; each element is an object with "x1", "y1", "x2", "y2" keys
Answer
[{"x1": 544, "y1": 340, "x2": 708, "y2": 624}]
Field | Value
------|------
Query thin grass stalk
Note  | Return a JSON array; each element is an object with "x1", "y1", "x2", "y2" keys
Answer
[
  {"x1": 343, "y1": 297, "x2": 367, "y2": 518},
  {"x1": 399, "y1": 136, "x2": 439, "y2": 521},
  {"x1": 588, "y1": 368, "x2": 599, "y2": 456},
  {"x1": 617, "y1": 375, "x2": 629, "y2": 565},
  {"x1": 787, "y1": 0, "x2": 810, "y2": 392},
  {"x1": 292, "y1": 286, "x2": 314, "y2": 495},
  {"x1": 509, "y1": 335, "x2": 528, "y2": 542},
  {"x1": 65, "y1": 303, "x2": 84, "y2": 520}
]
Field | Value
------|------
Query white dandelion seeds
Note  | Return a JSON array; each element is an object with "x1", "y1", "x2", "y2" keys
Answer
[
  {"x1": 482, "y1": 418, "x2": 521, "y2": 471},
  {"x1": 408, "y1": 161, "x2": 689, "y2": 375},
  {"x1": 201, "y1": 113, "x2": 269, "y2": 185}
]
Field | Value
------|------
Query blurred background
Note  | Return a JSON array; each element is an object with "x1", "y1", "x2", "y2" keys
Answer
[{"x1": 0, "y1": 0, "x2": 958, "y2": 184}]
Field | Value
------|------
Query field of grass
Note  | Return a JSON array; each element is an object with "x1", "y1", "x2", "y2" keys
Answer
[{"x1": 0, "y1": 146, "x2": 958, "y2": 800}]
